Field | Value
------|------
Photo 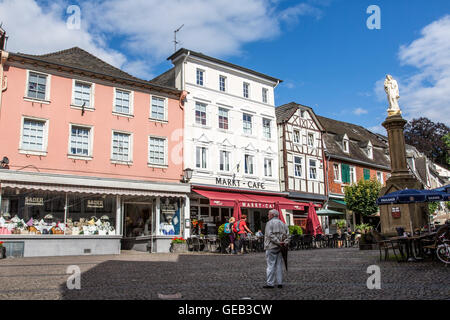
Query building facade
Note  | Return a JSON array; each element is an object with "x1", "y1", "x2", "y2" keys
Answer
[
  {"x1": 316, "y1": 116, "x2": 391, "y2": 231},
  {"x1": 152, "y1": 49, "x2": 301, "y2": 233},
  {"x1": 0, "y1": 47, "x2": 190, "y2": 256},
  {"x1": 276, "y1": 102, "x2": 326, "y2": 228}
]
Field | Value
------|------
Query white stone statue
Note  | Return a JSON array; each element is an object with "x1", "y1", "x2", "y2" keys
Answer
[{"x1": 384, "y1": 74, "x2": 401, "y2": 116}]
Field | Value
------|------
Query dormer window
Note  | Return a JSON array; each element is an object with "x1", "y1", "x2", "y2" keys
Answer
[
  {"x1": 342, "y1": 135, "x2": 349, "y2": 153},
  {"x1": 366, "y1": 142, "x2": 373, "y2": 159}
]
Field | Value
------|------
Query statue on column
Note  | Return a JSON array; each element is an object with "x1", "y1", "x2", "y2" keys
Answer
[{"x1": 384, "y1": 74, "x2": 401, "y2": 116}]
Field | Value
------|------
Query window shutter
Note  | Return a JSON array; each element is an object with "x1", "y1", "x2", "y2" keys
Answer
[
  {"x1": 341, "y1": 164, "x2": 350, "y2": 183},
  {"x1": 363, "y1": 168, "x2": 370, "y2": 180}
]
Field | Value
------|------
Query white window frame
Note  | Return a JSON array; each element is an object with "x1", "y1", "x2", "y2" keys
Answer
[
  {"x1": 71, "y1": 79, "x2": 95, "y2": 110},
  {"x1": 111, "y1": 130, "x2": 133, "y2": 163},
  {"x1": 68, "y1": 123, "x2": 94, "y2": 159},
  {"x1": 307, "y1": 133, "x2": 315, "y2": 147},
  {"x1": 264, "y1": 158, "x2": 273, "y2": 177},
  {"x1": 150, "y1": 95, "x2": 168, "y2": 122},
  {"x1": 243, "y1": 113, "x2": 252, "y2": 135},
  {"x1": 19, "y1": 116, "x2": 49, "y2": 156},
  {"x1": 244, "y1": 154, "x2": 255, "y2": 175},
  {"x1": 196, "y1": 146, "x2": 208, "y2": 169},
  {"x1": 218, "y1": 107, "x2": 229, "y2": 130},
  {"x1": 113, "y1": 88, "x2": 134, "y2": 116},
  {"x1": 377, "y1": 171, "x2": 384, "y2": 184},
  {"x1": 263, "y1": 118, "x2": 271, "y2": 139},
  {"x1": 25, "y1": 70, "x2": 51, "y2": 103},
  {"x1": 309, "y1": 159, "x2": 317, "y2": 180},
  {"x1": 243, "y1": 82, "x2": 250, "y2": 98},
  {"x1": 219, "y1": 75, "x2": 226, "y2": 92},
  {"x1": 148, "y1": 135, "x2": 168, "y2": 167},
  {"x1": 196, "y1": 68, "x2": 205, "y2": 86},
  {"x1": 350, "y1": 166, "x2": 357, "y2": 184},
  {"x1": 343, "y1": 135, "x2": 349, "y2": 153},
  {"x1": 262, "y1": 88, "x2": 268, "y2": 103},
  {"x1": 294, "y1": 156, "x2": 302, "y2": 177},
  {"x1": 293, "y1": 130, "x2": 301, "y2": 144},
  {"x1": 219, "y1": 150, "x2": 231, "y2": 172},
  {"x1": 195, "y1": 102, "x2": 207, "y2": 126},
  {"x1": 366, "y1": 142, "x2": 373, "y2": 159},
  {"x1": 333, "y1": 163, "x2": 341, "y2": 182}
]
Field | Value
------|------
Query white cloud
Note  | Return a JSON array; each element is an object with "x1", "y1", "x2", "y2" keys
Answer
[
  {"x1": 353, "y1": 107, "x2": 368, "y2": 115},
  {"x1": 0, "y1": 0, "x2": 126, "y2": 68},
  {"x1": 367, "y1": 125, "x2": 386, "y2": 136},
  {"x1": 396, "y1": 15, "x2": 450, "y2": 125}
]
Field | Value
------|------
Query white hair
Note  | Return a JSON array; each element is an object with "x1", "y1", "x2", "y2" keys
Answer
[{"x1": 269, "y1": 209, "x2": 279, "y2": 217}]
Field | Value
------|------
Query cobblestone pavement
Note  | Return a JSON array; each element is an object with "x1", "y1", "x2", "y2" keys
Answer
[{"x1": 0, "y1": 248, "x2": 448, "y2": 300}]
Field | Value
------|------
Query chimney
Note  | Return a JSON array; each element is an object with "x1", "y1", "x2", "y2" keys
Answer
[{"x1": 0, "y1": 25, "x2": 7, "y2": 51}]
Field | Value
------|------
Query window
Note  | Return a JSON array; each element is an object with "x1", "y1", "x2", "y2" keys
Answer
[
  {"x1": 377, "y1": 172, "x2": 384, "y2": 184},
  {"x1": 70, "y1": 126, "x2": 91, "y2": 156},
  {"x1": 219, "y1": 75, "x2": 226, "y2": 92},
  {"x1": 219, "y1": 151, "x2": 230, "y2": 171},
  {"x1": 73, "y1": 81, "x2": 92, "y2": 108},
  {"x1": 196, "y1": 146, "x2": 207, "y2": 169},
  {"x1": 293, "y1": 130, "x2": 301, "y2": 144},
  {"x1": 244, "y1": 154, "x2": 254, "y2": 175},
  {"x1": 27, "y1": 72, "x2": 47, "y2": 100},
  {"x1": 243, "y1": 82, "x2": 249, "y2": 98},
  {"x1": 262, "y1": 88, "x2": 268, "y2": 103},
  {"x1": 21, "y1": 118, "x2": 46, "y2": 151},
  {"x1": 114, "y1": 89, "x2": 131, "y2": 114},
  {"x1": 112, "y1": 131, "x2": 131, "y2": 162},
  {"x1": 343, "y1": 137, "x2": 349, "y2": 153},
  {"x1": 218, "y1": 108, "x2": 229, "y2": 130},
  {"x1": 307, "y1": 133, "x2": 314, "y2": 147},
  {"x1": 195, "y1": 102, "x2": 207, "y2": 126},
  {"x1": 151, "y1": 96, "x2": 166, "y2": 120},
  {"x1": 350, "y1": 166, "x2": 356, "y2": 184},
  {"x1": 300, "y1": 110, "x2": 306, "y2": 118},
  {"x1": 363, "y1": 168, "x2": 371, "y2": 180},
  {"x1": 263, "y1": 118, "x2": 271, "y2": 139},
  {"x1": 333, "y1": 164, "x2": 341, "y2": 181},
  {"x1": 309, "y1": 159, "x2": 317, "y2": 179},
  {"x1": 367, "y1": 145, "x2": 373, "y2": 159},
  {"x1": 243, "y1": 113, "x2": 252, "y2": 134},
  {"x1": 196, "y1": 69, "x2": 204, "y2": 86},
  {"x1": 341, "y1": 164, "x2": 350, "y2": 183},
  {"x1": 294, "y1": 156, "x2": 302, "y2": 177},
  {"x1": 149, "y1": 137, "x2": 166, "y2": 165},
  {"x1": 264, "y1": 158, "x2": 273, "y2": 177}
]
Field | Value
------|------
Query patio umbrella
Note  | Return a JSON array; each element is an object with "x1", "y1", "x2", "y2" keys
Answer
[
  {"x1": 377, "y1": 189, "x2": 427, "y2": 204},
  {"x1": 306, "y1": 203, "x2": 323, "y2": 236},
  {"x1": 233, "y1": 201, "x2": 241, "y2": 221},
  {"x1": 274, "y1": 201, "x2": 286, "y2": 224}
]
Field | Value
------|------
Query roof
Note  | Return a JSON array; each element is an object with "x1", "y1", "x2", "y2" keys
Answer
[
  {"x1": 317, "y1": 115, "x2": 390, "y2": 169},
  {"x1": 9, "y1": 47, "x2": 181, "y2": 94},
  {"x1": 150, "y1": 67, "x2": 175, "y2": 87},
  {"x1": 167, "y1": 48, "x2": 282, "y2": 84},
  {"x1": 275, "y1": 102, "x2": 324, "y2": 131}
]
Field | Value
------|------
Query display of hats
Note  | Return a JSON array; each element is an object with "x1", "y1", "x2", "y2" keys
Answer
[
  {"x1": 26, "y1": 218, "x2": 34, "y2": 226},
  {"x1": 90, "y1": 216, "x2": 98, "y2": 221},
  {"x1": 44, "y1": 214, "x2": 54, "y2": 220},
  {"x1": 100, "y1": 215, "x2": 110, "y2": 221},
  {"x1": 2, "y1": 212, "x2": 11, "y2": 219},
  {"x1": 88, "y1": 218, "x2": 95, "y2": 225}
]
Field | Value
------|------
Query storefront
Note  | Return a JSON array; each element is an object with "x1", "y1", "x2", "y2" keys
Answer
[
  {"x1": 0, "y1": 170, "x2": 190, "y2": 257},
  {"x1": 189, "y1": 185, "x2": 308, "y2": 235}
]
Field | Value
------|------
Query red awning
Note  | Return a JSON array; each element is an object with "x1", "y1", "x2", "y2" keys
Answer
[{"x1": 192, "y1": 189, "x2": 305, "y2": 210}]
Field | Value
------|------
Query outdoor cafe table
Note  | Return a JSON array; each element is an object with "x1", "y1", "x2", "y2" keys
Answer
[{"x1": 388, "y1": 232, "x2": 436, "y2": 262}]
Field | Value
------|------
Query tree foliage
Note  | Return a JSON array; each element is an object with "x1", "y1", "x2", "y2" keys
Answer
[
  {"x1": 404, "y1": 118, "x2": 450, "y2": 168},
  {"x1": 344, "y1": 179, "x2": 382, "y2": 217},
  {"x1": 428, "y1": 202, "x2": 439, "y2": 215}
]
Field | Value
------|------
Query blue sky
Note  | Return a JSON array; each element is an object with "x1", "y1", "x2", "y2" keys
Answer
[{"x1": 1, "y1": 0, "x2": 449, "y2": 133}]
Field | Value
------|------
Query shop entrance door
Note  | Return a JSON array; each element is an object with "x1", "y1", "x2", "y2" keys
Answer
[{"x1": 123, "y1": 202, "x2": 153, "y2": 238}]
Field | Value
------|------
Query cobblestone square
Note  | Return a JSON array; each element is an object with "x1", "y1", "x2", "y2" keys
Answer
[{"x1": 0, "y1": 248, "x2": 448, "y2": 300}]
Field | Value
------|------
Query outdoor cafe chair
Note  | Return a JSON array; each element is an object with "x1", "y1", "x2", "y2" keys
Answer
[
  {"x1": 186, "y1": 237, "x2": 194, "y2": 252},
  {"x1": 303, "y1": 234, "x2": 313, "y2": 249},
  {"x1": 191, "y1": 237, "x2": 202, "y2": 252},
  {"x1": 372, "y1": 230, "x2": 402, "y2": 262}
]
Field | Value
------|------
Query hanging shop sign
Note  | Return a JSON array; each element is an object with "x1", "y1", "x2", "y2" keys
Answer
[
  {"x1": 215, "y1": 177, "x2": 265, "y2": 190},
  {"x1": 24, "y1": 197, "x2": 44, "y2": 206},
  {"x1": 391, "y1": 207, "x2": 401, "y2": 219},
  {"x1": 87, "y1": 200, "x2": 104, "y2": 209}
]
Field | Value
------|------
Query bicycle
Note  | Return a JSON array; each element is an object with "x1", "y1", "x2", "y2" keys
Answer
[{"x1": 436, "y1": 237, "x2": 450, "y2": 265}]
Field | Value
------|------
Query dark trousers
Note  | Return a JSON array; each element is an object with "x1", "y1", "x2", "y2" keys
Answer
[{"x1": 239, "y1": 233, "x2": 248, "y2": 252}]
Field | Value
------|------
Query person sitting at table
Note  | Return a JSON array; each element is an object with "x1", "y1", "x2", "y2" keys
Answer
[{"x1": 255, "y1": 229, "x2": 264, "y2": 237}]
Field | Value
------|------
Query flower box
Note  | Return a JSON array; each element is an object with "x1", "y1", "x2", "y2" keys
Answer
[{"x1": 170, "y1": 242, "x2": 187, "y2": 253}]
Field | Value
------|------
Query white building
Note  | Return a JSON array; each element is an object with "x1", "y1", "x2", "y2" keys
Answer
[{"x1": 153, "y1": 49, "x2": 301, "y2": 233}]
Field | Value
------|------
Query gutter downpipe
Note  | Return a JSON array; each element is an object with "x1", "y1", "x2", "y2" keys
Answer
[{"x1": 0, "y1": 50, "x2": 9, "y2": 119}]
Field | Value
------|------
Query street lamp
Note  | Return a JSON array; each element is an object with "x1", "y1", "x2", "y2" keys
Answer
[{"x1": 182, "y1": 168, "x2": 193, "y2": 183}]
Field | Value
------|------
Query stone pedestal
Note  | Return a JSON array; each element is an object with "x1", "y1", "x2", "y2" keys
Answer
[{"x1": 379, "y1": 115, "x2": 428, "y2": 235}]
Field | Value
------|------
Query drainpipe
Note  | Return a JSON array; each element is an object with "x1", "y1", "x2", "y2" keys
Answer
[{"x1": 0, "y1": 50, "x2": 9, "y2": 119}]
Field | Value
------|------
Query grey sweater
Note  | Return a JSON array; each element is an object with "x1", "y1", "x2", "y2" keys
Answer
[{"x1": 264, "y1": 217, "x2": 289, "y2": 251}]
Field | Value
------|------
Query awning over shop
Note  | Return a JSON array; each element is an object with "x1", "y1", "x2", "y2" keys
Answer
[
  {"x1": 331, "y1": 199, "x2": 346, "y2": 205},
  {"x1": 192, "y1": 189, "x2": 306, "y2": 210},
  {"x1": 316, "y1": 208, "x2": 345, "y2": 216}
]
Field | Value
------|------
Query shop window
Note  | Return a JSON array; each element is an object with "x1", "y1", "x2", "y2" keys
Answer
[{"x1": 159, "y1": 198, "x2": 181, "y2": 236}]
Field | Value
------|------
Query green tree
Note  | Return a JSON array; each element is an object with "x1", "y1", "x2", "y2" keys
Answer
[
  {"x1": 428, "y1": 202, "x2": 439, "y2": 215},
  {"x1": 443, "y1": 133, "x2": 450, "y2": 165},
  {"x1": 344, "y1": 179, "x2": 382, "y2": 223}
]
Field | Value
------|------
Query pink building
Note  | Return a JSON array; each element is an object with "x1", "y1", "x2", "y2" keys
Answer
[{"x1": 0, "y1": 46, "x2": 190, "y2": 256}]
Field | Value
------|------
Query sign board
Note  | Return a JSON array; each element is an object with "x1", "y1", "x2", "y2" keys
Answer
[
  {"x1": 87, "y1": 200, "x2": 104, "y2": 208},
  {"x1": 24, "y1": 197, "x2": 44, "y2": 206},
  {"x1": 391, "y1": 207, "x2": 401, "y2": 219}
]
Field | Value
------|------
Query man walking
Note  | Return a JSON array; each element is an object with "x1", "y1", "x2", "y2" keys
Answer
[{"x1": 263, "y1": 209, "x2": 289, "y2": 289}]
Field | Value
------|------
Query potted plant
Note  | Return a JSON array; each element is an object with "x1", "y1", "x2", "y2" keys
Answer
[
  {"x1": 0, "y1": 241, "x2": 5, "y2": 259},
  {"x1": 170, "y1": 237, "x2": 187, "y2": 253}
]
